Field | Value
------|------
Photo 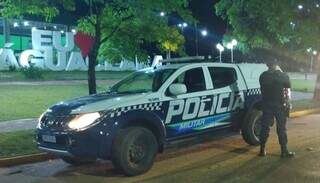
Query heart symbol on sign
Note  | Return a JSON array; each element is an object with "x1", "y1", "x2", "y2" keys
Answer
[{"x1": 74, "y1": 32, "x2": 95, "y2": 57}]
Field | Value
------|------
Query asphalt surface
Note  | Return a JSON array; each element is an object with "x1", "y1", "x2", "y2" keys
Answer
[{"x1": 0, "y1": 114, "x2": 319, "y2": 183}]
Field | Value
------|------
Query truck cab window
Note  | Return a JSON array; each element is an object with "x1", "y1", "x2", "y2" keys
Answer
[
  {"x1": 173, "y1": 67, "x2": 206, "y2": 93},
  {"x1": 209, "y1": 67, "x2": 237, "y2": 89}
]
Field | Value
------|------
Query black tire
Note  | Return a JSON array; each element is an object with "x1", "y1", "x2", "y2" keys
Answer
[
  {"x1": 111, "y1": 127, "x2": 158, "y2": 176},
  {"x1": 241, "y1": 109, "x2": 263, "y2": 146},
  {"x1": 60, "y1": 156, "x2": 96, "y2": 166}
]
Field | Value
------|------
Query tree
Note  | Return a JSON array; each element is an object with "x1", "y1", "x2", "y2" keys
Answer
[
  {"x1": 215, "y1": 0, "x2": 320, "y2": 100},
  {"x1": 158, "y1": 27, "x2": 185, "y2": 59},
  {"x1": 1, "y1": 0, "x2": 193, "y2": 94}
]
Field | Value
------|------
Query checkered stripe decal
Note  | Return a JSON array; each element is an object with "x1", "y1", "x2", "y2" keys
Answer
[
  {"x1": 110, "y1": 102, "x2": 163, "y2": 118},
  {"x1": 246, "y1": 88, "x2": 261, "y2": 96}
]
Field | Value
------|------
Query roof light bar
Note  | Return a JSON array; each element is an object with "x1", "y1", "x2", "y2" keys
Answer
[{"x1": 161, "y1": 56, "x2": 205, "y2": 64}]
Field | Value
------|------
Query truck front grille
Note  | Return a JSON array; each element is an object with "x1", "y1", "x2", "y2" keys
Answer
[{"x1": 40, "y1": 114, "x2": 75, "y2": 130}]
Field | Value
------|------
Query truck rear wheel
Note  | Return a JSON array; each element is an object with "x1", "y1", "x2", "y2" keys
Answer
[
  {"x1": 241, "y1": 109, "x2": 262, "y2": 146},
  {"x1": 111, "y1": 127, "x2": 158, "y2": 176}
]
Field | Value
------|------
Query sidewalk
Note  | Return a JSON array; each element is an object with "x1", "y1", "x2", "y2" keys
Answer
[
  {"x1": 0, "y1": 80, "x2": 118, "y2": 86},
  {"x1": 0, "y1": 119, "x2": 37, "y2": 133},
  {"x1": 292, "y1": 91, "x2": 313, "y2": 100}
]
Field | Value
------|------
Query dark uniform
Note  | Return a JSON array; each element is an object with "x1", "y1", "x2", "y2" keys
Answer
[{"x1": 259, "y1": 68, "x2": 294, "y2": 157}]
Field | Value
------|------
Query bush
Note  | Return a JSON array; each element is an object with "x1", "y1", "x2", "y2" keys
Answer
[
  {"x1": 8, "y1": 65, "x2": 17, "y2": 72},
  {"x1": 20, "y1": 66, "x2": 44, "y2": 79}
]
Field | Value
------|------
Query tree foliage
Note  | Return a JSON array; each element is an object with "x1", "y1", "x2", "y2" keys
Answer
[
  {"x1": 215, "y1": 0, "x2": 320, "y2": 100},
  {"x1": 215, "y1": 0, "x2": 320, "y2": 54},
  {"x1": 158, "y1": 27, "x2": 185, "y2": 56},
  {"x1": 158, "y1": 27, "x2": 185, "y2": 57}
]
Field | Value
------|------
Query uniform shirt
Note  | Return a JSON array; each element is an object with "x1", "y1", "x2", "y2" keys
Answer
[{"x1": 259, "y1": 69, "x2": 291, "y2": 105}]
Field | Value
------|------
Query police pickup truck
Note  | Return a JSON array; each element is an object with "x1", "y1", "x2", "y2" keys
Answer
[{"x1": 36, "y1": 57, "x2": 271, "y2": 176}]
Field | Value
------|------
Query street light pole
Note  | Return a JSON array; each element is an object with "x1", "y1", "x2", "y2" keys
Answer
[
  {"x1": 307, "y1": 48, "x2": 317, "y2": 73},
  {"x1": 226, "y1": 39, "x2": 238, "y2": 63},
  {"x1": 178, "y1": 23, "x2": 188, "y2": 53},
  {"x1": 231, "y1": 48, "x2": 234, "y2": 63},
  {"x1": 311, "y1": 50, "x2": 317, "y2": 73},
  {"x1": 216, "y1": 43, "x2": 224, "y2": 63},
  {"x1": 310, "y1": 55, "x2": 314, "y2": 73},
  {"x1": 195, "y1": 22, "x2": 199, "y2": 56}
]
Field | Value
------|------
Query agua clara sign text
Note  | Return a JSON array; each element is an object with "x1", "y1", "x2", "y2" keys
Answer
[
  {"x1": 0, "y1": 29, "x2": 89, "y2": 71},
  {"x1": 0, "y1": 29, "x2": 154, "y2": 71}
]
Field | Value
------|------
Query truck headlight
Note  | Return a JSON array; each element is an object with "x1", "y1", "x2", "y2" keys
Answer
[{"x1": 68, "y1": 112, "x2": 101, "y2": 130}]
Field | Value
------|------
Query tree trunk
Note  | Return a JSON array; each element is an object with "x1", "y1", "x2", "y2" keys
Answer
[
  {"x1": 87, "y1": 14, "x2": 102, "y2": 95},
  {"x1": 313, "y1": 55, "x2": 320, "y2": 101},
  {"x1": 313, "y1": 74, "x2": 320, "y2": 101},
  {"x1": 3, "y1": 18, "x2": 10, "y2": 44},
  {"x1": 88, "y1": 47, "x2": 98, "y2": 95},
  {"x1": 166, "y1": 51, "x2": 171, "y2": 59}
]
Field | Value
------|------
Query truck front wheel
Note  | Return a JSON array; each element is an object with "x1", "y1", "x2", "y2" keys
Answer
[
  {"x1": 241, "y1": 109, "x2": 262, "y2": 146},
  {"x1": 111, "y1": 127, "x2": 158, "y2": 176}
]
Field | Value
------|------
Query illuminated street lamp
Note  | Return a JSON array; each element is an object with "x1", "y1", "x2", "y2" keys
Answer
[
  {"x1": 227, "y1": 39, "x2": 238, "y2": 63},
  {"x1": 298, "y1": 4, "x2": 303, "y2": 10},
  {"x1": 231, "y1": 39, "x2": 238, "y2": 46},
  {"x1": 23, "y1": 21, "x2": 29, "y2": 26},
  {"x1": 313, "y1": 50, "x2": 317, "y2": 55},
  {"x1": 178, "y1": 22, "x2": 188, "y2": 28},
  {"x1": 71, "y1": 29, "x2": 77, "y2": 34},
  {"x1": 216, "y1": 43, "x2": 224, "y2": 63},
  {"x1": 13, "y1": 22, "x2": 19, "y2": 27},
  {"x1": 160, "y1": 12, "x2": 165, "y2": 17},
  {"x1": 201, "y1": 30, "x2": 208, "y2": 37},
  {"x1": 178, "y1": 22, "x2": 188, "y2": 52}
]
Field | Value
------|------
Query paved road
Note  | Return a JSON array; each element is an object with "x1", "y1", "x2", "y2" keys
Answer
[{"x1": 0, "y1": 114, "x2": 319, "y2": 183}]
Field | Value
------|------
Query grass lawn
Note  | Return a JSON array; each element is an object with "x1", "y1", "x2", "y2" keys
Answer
[
  {"x1": 0, "y1": 130, "x2": 39, "y2": 158},
  {"x1": 291, "y1": 79, "x2": 315, "y2": 93},
  {"x1": 0, "y1": 85, "x2": 92, "y2": 121},
  {"x1": 0, "y1": 71, "x2": 132, "y2": 81}
]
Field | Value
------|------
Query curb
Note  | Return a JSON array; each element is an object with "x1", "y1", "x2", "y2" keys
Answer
[
  {"x1": 290, "y1": 108, "x2": 320, "y2": 118},
  {"x1": 0, "y1": 153, "x2": 56, "y2": 167},
  {"x1": 0, "y1": 108, "x2": 319, "y2": 168}
]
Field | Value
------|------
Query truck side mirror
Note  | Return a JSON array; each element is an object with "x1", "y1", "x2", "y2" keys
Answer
[{"x1": 169, "y1": 83, "x2": 187, "y2": 96}]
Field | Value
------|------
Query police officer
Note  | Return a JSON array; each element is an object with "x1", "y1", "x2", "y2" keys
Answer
[{"x1": 259, "y1": 59, "x2": 295, "y2": 158}]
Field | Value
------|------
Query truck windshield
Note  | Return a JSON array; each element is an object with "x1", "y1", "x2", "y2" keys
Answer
[{"x1": 110, "y1": 69, "x2": 176, "y2": 94}]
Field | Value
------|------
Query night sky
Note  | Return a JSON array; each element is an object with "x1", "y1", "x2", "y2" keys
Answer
[{"x1": 187, "y1": 0, "x2": 227, "y2": 56}]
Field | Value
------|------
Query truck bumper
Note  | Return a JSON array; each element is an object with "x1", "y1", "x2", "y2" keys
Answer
[{"x1": 36, "y1": 127, "x2": 106, "y2": 159}]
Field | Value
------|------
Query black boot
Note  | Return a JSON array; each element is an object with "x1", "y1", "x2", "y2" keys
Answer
[
  {"x1": 281, "y1": 146, "x2": 295, "y2": 158},
  {"x1": 259, "y1": 144, "x2": 267, "y2": 157}
]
